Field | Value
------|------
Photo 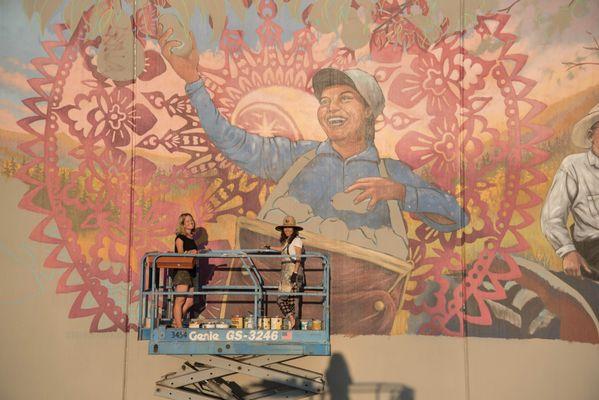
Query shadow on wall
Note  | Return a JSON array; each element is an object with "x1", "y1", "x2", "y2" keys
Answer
[
  {"x1": 323, "y1": 353, "x2": 414, "y2": 400},
  {"x1": 190, "y1": 226, "x2": 210, "y2": 318}
]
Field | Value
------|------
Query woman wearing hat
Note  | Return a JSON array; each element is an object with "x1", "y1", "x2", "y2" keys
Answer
[
  {"x1": 265, "y1": 216, "x2": 305, "y2": 329},
  {"x1": 172, "y1": 213, "x2": 199, "y2": 328}
]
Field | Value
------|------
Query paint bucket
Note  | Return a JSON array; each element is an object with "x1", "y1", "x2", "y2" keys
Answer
[
  {"x1": 258, "y1": 316, "x2": 271, "y2": 330},
  {"x1": 215, "y1": 322, "x2": 229, "y2": 329},
  {"x1": 271, "y1": 317, "x2": 283, "y2": 330},
  {"x1": 202, "y1": 323, "x2": 216, "y2": 329},
  {"x1": 300, "y1": 319, "x2": 310, "y2": 330},
  {"x1": 284, "y1": 317, "x2": 294, "y2": 330},
  {"x1": 244, "y1": 316, "x2": 254, "y2": 329},
  {"x1": 231, "y1": 315, "x2": 243, "y2": 329},
  {"x1": 311, "y1": 319, "x2": 322, "y2": 330}
]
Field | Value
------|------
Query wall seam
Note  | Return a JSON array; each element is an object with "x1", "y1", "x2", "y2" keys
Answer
[
  {"x1": 121, "y1": 0, "x2": 137, "y2": 399},
  {"x1": 460, "y1": 1, "x2": 471, "y2": 400}
]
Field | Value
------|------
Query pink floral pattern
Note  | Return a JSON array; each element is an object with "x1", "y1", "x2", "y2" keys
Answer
[
  {"x1": 59, "y1": 86, "x2": 156, "y2": 148},
  {"x1": 16, "y1": 3, "x2": 552, "y2": 336},
  {"x1": 392, "y1": 14, "x2": 552, "y2": 336},
  {"x1": 396, "y1": 115, "x2": 489, "y2": 190},
  {"x1": 389, "y1": 36, "x2": 493, "y2": 115}
]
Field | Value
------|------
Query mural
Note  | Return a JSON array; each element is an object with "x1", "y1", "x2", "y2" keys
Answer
[{"x1": 1, "y1": 0, "x2": 598, "y2": 341}]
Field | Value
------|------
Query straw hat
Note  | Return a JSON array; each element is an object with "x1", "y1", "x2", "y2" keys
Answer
[
  {"x1": 572, "y1": 103, "x2": 599, "y2": 148},
  {"x1": 312, "y1": 68, "x2": 385, "y2": 118},
  {"x1": 275, "y1": 215, "x2": 303, "y2": 231}
]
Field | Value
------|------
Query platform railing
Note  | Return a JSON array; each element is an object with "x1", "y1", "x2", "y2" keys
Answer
[{"x1": 137, "y1": 249, "x2": 330, "y2": 355}]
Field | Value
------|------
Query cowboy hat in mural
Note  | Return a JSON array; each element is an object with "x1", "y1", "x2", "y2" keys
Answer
[{"x1": 572, "y1": 103, "x2": 599, "y2": 148}]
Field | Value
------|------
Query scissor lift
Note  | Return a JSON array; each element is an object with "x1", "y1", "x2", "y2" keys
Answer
[{"x1": 138, "y1": 250, "x2": 330, "y2": 399}]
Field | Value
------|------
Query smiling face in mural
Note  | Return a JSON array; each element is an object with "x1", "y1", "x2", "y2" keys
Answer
[{"x1": 317, "y1": 85, "x2": 372, "y2": 146}]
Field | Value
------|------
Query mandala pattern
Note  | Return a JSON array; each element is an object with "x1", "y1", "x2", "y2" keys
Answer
[
  {"x1": 16, "y1": 1, "x2": 551, "y2": 335},
  {"x1": 387, "y1": 14, "x2": 552, "y2": 335}
]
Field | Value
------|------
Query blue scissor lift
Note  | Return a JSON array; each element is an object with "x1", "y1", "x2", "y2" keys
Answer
[{"x1": 138, "y1": 250, "x2": 330, "y2": 399}]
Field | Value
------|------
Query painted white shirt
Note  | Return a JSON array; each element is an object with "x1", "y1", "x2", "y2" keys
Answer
[{"x1": 541, "y1": 150, "x2": 599, "y2": 257}]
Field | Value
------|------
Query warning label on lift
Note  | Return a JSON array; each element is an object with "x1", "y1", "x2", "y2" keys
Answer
[{"x1": 187, "y1": 330, "x2": 293, "y2": 342}]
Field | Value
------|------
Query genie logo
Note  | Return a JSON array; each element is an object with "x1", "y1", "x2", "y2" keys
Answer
[{"x1": 188, "y1": 331, "x2": 221, "y2": 341}]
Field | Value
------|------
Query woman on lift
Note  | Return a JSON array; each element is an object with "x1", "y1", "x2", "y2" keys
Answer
[
  {"x1": 172, "y1": 213, "x2": 198, "y2": 328},
  {"x1": 266, "y1": 216, "x2": 305, "y2": 329}
]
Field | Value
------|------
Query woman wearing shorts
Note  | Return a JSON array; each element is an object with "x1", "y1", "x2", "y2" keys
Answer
[{"x1": 171, "y1": 213, "x2": 198, "y2": 328}]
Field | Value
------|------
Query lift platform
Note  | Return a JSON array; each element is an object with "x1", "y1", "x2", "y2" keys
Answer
[{"x1": 137, "y1": 249, "x2": 330, "y2": 399}]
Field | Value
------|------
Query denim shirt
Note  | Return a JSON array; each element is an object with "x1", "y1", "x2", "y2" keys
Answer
[{"x1": 186, "y1": 80, "x2": 467, "y2": 232}]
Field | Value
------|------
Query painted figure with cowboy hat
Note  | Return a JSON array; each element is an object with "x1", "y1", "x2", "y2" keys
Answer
[
  {"x1": 541, "y1": 103, "x2": 599, "y2": 280},
  {"x1": 264, "y1": 215, "x2": 305, "y2": 329}
]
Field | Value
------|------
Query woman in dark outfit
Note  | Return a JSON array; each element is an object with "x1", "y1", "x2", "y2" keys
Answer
[{"x1": 172, "y1": 213, "x2": 198, "y2": 328}]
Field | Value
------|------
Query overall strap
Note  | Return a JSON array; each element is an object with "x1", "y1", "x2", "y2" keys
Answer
[
  {"x1": 257, "y1": 149, "x2": 318, "y2": 219},
  {"x1": 378, "y1": 159, "x2": 410, "y2": 256}
]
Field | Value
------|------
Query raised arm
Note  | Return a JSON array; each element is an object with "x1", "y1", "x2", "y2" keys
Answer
[
  {"x1": 158, "y1": 27, "x2": 313, "y2": 181},
  {"x1": 185, "y1": 80, "x2": 314, "y2": 180}
]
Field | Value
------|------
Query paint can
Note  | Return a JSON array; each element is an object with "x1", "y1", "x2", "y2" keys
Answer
[
  {"x1": 258, "y1": 316, "x2": 271, "y2": 330},
  {"x1": 271, "y1": 317, "x2": 283, "y2": 330},
  {"x1": 231, "y1": 315, "x2": 244, "y2": 329},
  {"x1": 311, "y1": 319, "x2": 322, "y2": 330},
  {"x1": 244, "y1": 316, "x2": 254, "y2": 329},
  {"x1": 202, "y1": 322, "x2": 216, "y2": 329},
  {"x1": 300, "y1": 319, "x2": 310, "y2": 330},
  {"x1": 284, "y1": 317, "x2": 294, "y2": 330},
  {"x1": 215, "y1": 322, "x2": 229, "y2": 329}
]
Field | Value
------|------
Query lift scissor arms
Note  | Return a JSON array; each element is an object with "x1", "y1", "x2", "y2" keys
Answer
[
  {"x1": 161, "y1": 355, "x2": 324, "y2": 388},
  {"x1": 187, "y1": 355, "x2": 324, "y2": 392},
  {"x1": 155, "y1": 355, "x2": 323, "y2": 400}
]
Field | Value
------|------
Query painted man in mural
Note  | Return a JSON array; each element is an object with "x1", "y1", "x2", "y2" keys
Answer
[
  {"x1": 541, "y1": 104, "x2": 599, "y2": 280},
  {"x1": 158, "y1": 29, "x2": 466, "y2": 242},
  {"x1": 158, "y1": 28, "x2": 467, "y2": 333}
]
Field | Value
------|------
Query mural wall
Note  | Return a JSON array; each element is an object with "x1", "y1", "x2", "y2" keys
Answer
[{"x1": 1, "y1": 0, "x2": 598, "y2": 397}]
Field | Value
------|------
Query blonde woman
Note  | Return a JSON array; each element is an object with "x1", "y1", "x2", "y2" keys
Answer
[{"x1": 171, "y1": 213, "x2": 198, "y2": 328}]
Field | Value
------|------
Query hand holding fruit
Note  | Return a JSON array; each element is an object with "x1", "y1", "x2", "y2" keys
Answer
[{"x1": 158, "y1": 19, "x2": 200, "y2": 83}]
